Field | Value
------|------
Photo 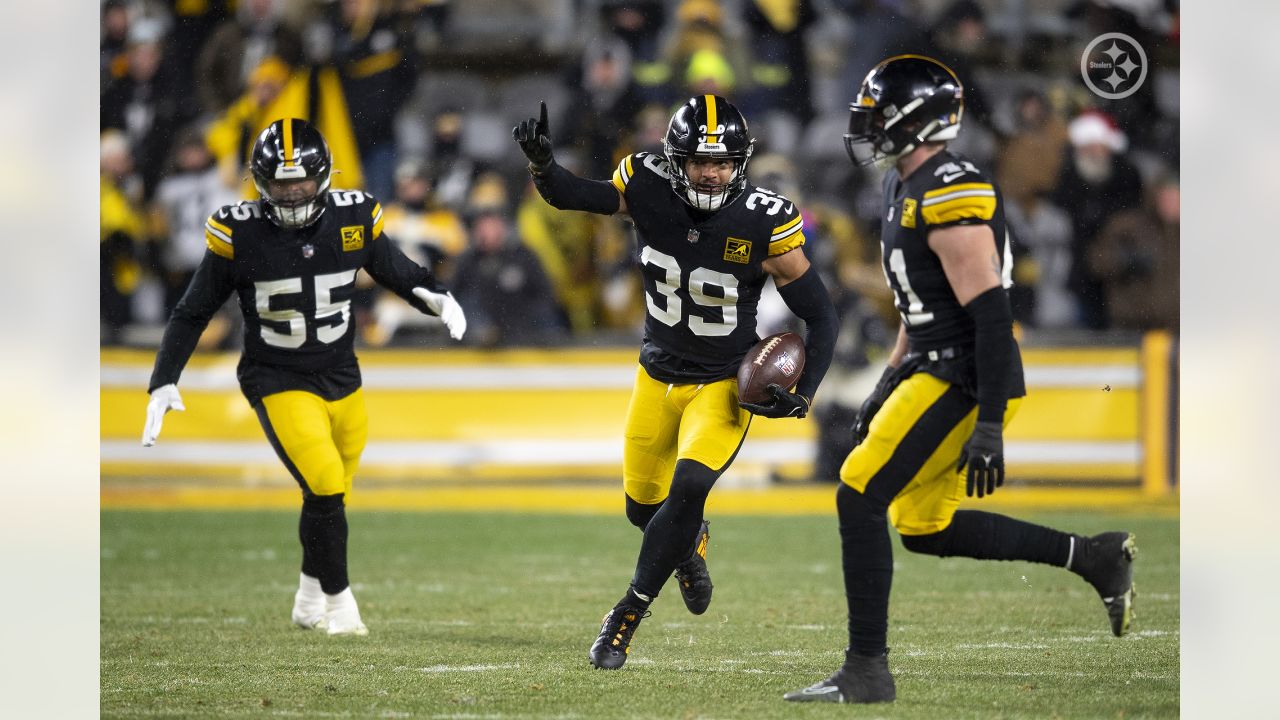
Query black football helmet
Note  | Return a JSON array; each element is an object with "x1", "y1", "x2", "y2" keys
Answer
[
  {"x1": 845, "y1": 55, "x2": 964, "y2": 167},
  {"x1": 250, "y1": 118, "x2": 332, "y2": 228},
  {"x1": 664, "y1": 95, "x2": 754, "y2": 211}
]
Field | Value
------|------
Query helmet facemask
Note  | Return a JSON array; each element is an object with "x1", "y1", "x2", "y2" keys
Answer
[
  {"x1": 253, "y1": 171, "x2": 330, "y2": 228},
  {"x1": 664, "y1": 145, "x2": 751, "y2": 212}
]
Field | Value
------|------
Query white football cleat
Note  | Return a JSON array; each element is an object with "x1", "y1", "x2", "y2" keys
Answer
[
  {"x1": 324, "y1": 587, "x2": 368, "y2": 636},
  {"x1": 292, "y1": 573, "x2": 327, "y2": 630}
]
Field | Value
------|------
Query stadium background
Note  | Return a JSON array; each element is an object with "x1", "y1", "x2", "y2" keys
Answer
[{"x1": 99, "y1": 0, "x2": 1180, "y2": 508}]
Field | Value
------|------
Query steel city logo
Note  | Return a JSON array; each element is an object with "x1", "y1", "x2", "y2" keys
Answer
[{"x1": 1081, "y1": 32, "x2": 1148, "y2": 100}]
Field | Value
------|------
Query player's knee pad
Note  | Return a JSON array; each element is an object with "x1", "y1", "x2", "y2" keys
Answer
[
  {"x1": 899, "y1": 527, "x2": 953, "y2": 556},
  {"x1": 625, "y1": 495, "x2": 663, "y2": 530}
]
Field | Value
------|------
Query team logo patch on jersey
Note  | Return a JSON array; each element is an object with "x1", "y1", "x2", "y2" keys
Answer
[
  {"x1": 341, "y1": 226, "x2": 364, "y2": 252},
  {"x1": 901, "y1": 198, "x2": 917, "y2": 228},
  {"x1": 724, "y1": 237, "x2": 752, "y2": 264}
]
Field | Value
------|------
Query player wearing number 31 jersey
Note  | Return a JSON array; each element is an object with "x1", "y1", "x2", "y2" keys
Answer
[
  {"x1": 784, "y1": 56, "x2": 1138, "y2": 706},
  {"x1": 514, "y1": 95, "x2": 839, "y2": 669},
  {"x1": 141, "y1": 118, "x2": 467, "y2": 637}
]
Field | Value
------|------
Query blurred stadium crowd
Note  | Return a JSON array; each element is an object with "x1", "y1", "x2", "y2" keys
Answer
[{"x1": 100, "y1": 0, "x2": 1179, "y2": 358}]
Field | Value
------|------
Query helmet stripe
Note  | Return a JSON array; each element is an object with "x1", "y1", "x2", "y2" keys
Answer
[
  {"x1": 282, "y1": 118, "x2": 294, "y2": 167},
  {"x1": 704, "y1": 94, "x2": 718, "y2": 143}
]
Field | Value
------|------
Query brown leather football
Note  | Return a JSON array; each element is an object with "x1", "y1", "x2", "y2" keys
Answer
[{"x1": 737, "y1": 332, "x2": 806, "y2": 404}]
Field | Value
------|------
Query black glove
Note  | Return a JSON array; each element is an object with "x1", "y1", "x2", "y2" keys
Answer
[
  {"x1": 740, "y1": 384, "x2": 810, "y2": 419},
  {"x1": 512, "y1": 101, "x2": 554, "y2": 173},
  {"x1": 852, "y1": 365, "x2": 902, "y2": 447},
  {"x1": 957, "y1": 419, "x2": 1004, "y2": 498}
]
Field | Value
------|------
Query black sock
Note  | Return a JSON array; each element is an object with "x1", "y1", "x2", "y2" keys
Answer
[
  {"x1": 299, "y1": 493, "x2": 349, "y2": 595},
  {"x1": 629, "y1": 460, "x2": 719, "y2": 598},
  {"x1": 625, "y1": 495, "x2": 664, "y2": 531},
  {"x1": 837, "y1": 483, "x2": 894, "y2": 657},
  {"x1": 899, "y1": 510, "x2": 1073, "y2": 566}
]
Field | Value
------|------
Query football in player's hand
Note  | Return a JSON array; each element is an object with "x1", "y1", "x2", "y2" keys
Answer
[{"x1": 737, "y1": 332, "x2": 806, "y2": 405}]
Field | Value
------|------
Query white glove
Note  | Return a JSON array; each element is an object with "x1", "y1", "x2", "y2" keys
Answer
[
  {"x1": 411, "y1": 287, "x2": 467, "y2": 340},
  {"x1": 142, "y1": 384, "x2": 185, "y2": 447}
]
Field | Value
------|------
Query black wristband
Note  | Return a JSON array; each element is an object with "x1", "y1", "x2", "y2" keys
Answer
[
  {"x1": 531, "y1": 161, "x2": 621, "y2": 215},
  {"x1": 964, "y1": 285, "x2": 1014, "y2": 423},
  {"x1": 776, "y1": 266, "x2": 839, "y2": 401}
]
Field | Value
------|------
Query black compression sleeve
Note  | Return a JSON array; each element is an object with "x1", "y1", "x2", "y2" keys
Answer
[
  {"x1": 964, "y1": 285, "x2": 1014, "y2": 423},
  {"x1": 148, "y1": 254, "x2": 234, "y2": 392},
  {"x1": 776, "y1": 266, "x2": 839, "y2": 401},
  {"x1": 530, "y1": 161, "x2": 621, "y2": 215}
]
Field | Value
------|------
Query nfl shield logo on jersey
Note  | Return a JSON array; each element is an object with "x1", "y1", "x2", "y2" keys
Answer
[
  {"x1": 687, "y1": 228, "x2": 700, "y2": 244},
  {"x1": 302, "y1": 244, "x2": 315, "y2": 258}
]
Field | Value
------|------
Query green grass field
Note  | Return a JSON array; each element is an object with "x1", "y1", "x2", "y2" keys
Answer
[{"x1": 101, "y1": 509, "x2": 1178, "y2": 719}]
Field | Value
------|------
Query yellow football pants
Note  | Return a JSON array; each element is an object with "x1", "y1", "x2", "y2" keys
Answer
[
  {"x1": 622, "y1": 366, "x2": 751, "y2": 505},
  {"x1": 255, "y1": 389, "x2": 368, "y2": 497},
  {"x1": 840, "y1": 372, "x2": 1021, "y2": 536}
]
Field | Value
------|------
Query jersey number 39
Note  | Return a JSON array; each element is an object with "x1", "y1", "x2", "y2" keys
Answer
[{"x1": 641, "y1": 246, "x2": 738, "y2": 336}]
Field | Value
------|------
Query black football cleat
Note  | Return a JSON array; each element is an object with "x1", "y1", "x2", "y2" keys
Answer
[
  {"x1": 1074, "y1": 531, "x2": 1138, "y2": 636},
  {"x1": 673, "y1": 521, "x2": 713, "y2": 615},
  {"x1": 588, "y1": 603, "x2": 650, "y2": 670},
  {"x1": 784, "y1": 652, "x2": 896, "y2": 704}
]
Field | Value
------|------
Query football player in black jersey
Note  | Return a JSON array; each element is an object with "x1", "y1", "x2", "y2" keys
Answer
[
  {"x1": 783, "y1": 56, "x2": 1138, "y2": 704},
  {"x1": 514, "y1": 96, "x2": 839, "y2": 669},
  {"x1": 140, "y1": 118, "x2": 467, "y2": 636}
]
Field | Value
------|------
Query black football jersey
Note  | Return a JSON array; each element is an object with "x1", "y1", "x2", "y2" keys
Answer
[
  {"x1": 881, "y1": 150, "x2": 1014, "y2": 349},
  {"x1": 611, "y1": 152, "x2": 806, "y2": 383},
  {"x1": 150, "y1": 189, "x2": 438, "y2": 403},
  {"x1": 880, "y1": 150, "x2": 1024, "y2": 397}
]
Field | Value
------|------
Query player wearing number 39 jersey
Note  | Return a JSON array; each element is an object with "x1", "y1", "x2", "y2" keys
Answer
[
  {"x1": 784, "y1": 56, "x2": 1138, "y2": 706},
  {"x1": 514, "y1": 96, "x2": 839, "y2": 669},
  {"x1": 141, "y1": 119, "x2": 467, "y2": 637}
]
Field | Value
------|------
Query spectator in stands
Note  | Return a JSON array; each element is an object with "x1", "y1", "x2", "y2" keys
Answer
[
  {"x1": 683, "y1": 48, "x2": 737, "y2": 99},
  {"x1": 383, "y1": 159, "x2": 468, "y2": 273},
  {"x1": 1088, "y1": 172, "x2": 1179, "y2": 332},
  {"x1": 599, "y1": 0, "x2": 671, "y2": 105},
  {"x1": 664, "y1": 0, "x2": 749, "y2": 98},
  {"x1": 515, "y1": 166, "x2": 602, "y2": 336},
  {"x1": 426, "y1": 108, "x2": 478, "y2": 211},
  {"x1": 998, "y1": 89, "x2": 1076, "y2": 328},
  {"x1": 452, "y1": 206, "x2": 568, "y2": 348},
  {"x1": 101, "y1": 0, "x2": 131, "y2": 87},
  {"x1": 312, "y1": 0, "x2": 418, "y2": 201},
  {"x1": 927, "y1": 0, "x2": 992, "y2": 127},
  {"x1": 101, "y1": 131, "x2": 149, "y2": 343},
  {"x1": 1052, "y1": 110, "x2": 1144, "y2": 329},
  {"x1": 150, "y1": 129, "x2": 239, "y2": 323},
  {"x1": 204, "y1": 56, "x2": 291, "y2": 197},
  {"x1": 101, "y1": 18, "x2": 187, "y2": 200},
  {"x1": 195, "y1": 0, "x2": 303, "y2": 115},
  {"x1": 741, "y1": 0, "x2": 817, "y2": 124},
  {"x1": 360, "y1": 160, "x2": 469, "y2": 347},
  {"x1": 561, "y1": 38, "x2": 645, "y2": 178}
]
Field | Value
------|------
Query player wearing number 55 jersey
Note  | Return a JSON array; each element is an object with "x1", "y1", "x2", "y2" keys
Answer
[
  {"x1": 784, "y1": 56, "x2": 1137, "y2": 705},
  {"x1": 141, "y1": 119, "x2": 467, "y2": 636},
  {"x1": 515, "y1": 96, "x2": 839, "y2": 669}
]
